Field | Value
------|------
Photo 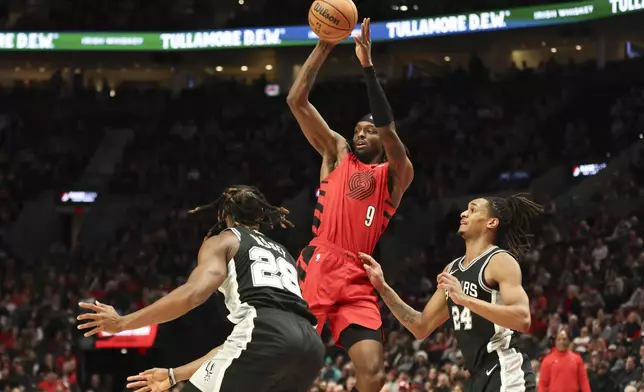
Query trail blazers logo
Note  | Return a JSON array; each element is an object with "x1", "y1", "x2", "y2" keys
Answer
[{"x1": 347, "y1": 171, "x2": 376, "y2": 200}]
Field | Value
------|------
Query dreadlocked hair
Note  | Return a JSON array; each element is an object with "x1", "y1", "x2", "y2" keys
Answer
[
  {"x1": 484, "y1": 193, "x2": 544, "y2": 259},
  {"x1": 188, "y1": 185, "x2": 293, "y2": 237}
]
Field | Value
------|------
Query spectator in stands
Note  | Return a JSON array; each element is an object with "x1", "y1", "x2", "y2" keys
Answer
[
  {"x1": 564, "y1": 285, "x2": 582, "y2": 317},
  {"x1": 591, "y1": 238, "x2": 609, "y2": 265},
  {"x1": 581, "y1": 283, "x2": 605, "y2": 315},
  {"x1": 615, "y1": 356, "x2": 643, "y2": 388},
  {"x1": 538, "y1": 330, "x2": 591, "y2": 392}
]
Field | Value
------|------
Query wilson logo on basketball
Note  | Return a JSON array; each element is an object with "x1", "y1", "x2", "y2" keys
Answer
[
  {"x1": 347, "y1": 171, "x2": 377, "y2": 200},
  {"x1": 313, "y1": 3, "x2": 340, "y2": 26}
]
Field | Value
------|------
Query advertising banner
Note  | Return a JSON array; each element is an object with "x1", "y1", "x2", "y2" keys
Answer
[
  {"x1": 94, "y1": 325, "x2": 159, "y2": 349},
  {"x1": 0, "y1": 0, "x2": 640, "y2": 51}
]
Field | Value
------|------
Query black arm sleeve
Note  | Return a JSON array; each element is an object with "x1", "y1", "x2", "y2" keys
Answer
[{"x1": 363, "y1": 66, "x2": 394, "y2": 127}]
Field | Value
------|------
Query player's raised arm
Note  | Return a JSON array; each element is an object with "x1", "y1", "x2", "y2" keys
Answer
[
  {"x1": 438, "y1": 252, "x2": 531, "y2": 332},
  {"x1": 286, "y1": 41, "x2": 348, "y2": 164},
  {"x1": 77, "y1": 231, "x2": 238, "y2": 336},
  {"x1": 359, "y1": 253, "x2": 449, "y2": 340},
  {"x1": 354, "y1": 18, "x2": 413, "y2": 203}
]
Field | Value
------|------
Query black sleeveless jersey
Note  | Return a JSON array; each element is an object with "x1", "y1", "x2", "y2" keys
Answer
[
  {"x1": 445, "y1": 246, "x2": 522, "y2": 372},
  {"x1": 218, "y1": 226, "x2": 316, "y2": 325}
]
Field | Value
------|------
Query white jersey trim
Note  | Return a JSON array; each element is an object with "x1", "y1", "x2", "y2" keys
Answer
[
  {"x1": 190, "y1": 247, "x2": 258, "y2": 392},
  {"x1": 189, "y1": 307, "x2": 257, "y2": 392},
  {"x1": 445, "y1": 258, "x2": 461, "y2": 274},
  {"x1": 487, "y1": 290, "x2": 513, "y2": 353},
  {"x1": 478, "y1": 249, "x2": 508, "y2": 294},
  {"x1": 223, "y1": 227, "x2": 242, "y2": 241},
  {"x1": 458, "y1": 246, "x2": 498, "y2": 272},
  {"x1": 495, "y1": 348, "x2": 526, "y2": 392},
  {"x1": 219, "y1": 258, "x2": 253, "y2": 324}
]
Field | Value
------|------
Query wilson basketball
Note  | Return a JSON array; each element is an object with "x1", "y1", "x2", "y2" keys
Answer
[{"x1": 308, "y1": 0, "x2": 358, "y2": 43}]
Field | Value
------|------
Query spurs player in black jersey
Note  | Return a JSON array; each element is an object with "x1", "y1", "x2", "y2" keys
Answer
[
  {"x1": 77, "y1": 185, "x2": 324, "y2": 392},
  {"x1": 359, "y1": 195, "x2": 542, "y2": 392}
]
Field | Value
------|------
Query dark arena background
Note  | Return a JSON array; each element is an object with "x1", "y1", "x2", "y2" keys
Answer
[{"x1": 0, "y1": 0, "x2": 644, "y2": 391}]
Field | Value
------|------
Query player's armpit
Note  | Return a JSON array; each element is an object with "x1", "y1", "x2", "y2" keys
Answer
[{"x1": 472, "y1": 252, "x2": 531, "y2": 332}]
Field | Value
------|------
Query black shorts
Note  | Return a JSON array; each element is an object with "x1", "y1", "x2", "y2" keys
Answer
[
  {"x1": 185, "y1": 308, "x2": 324, "y2": 392},
  {"x1": 465, "y1": 349, "x2": 536, "y2": 392}
]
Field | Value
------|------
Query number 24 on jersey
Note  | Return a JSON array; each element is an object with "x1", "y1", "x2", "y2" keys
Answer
[{"x1": 452, "y1": 306, "x2": 473, "y2": 331}]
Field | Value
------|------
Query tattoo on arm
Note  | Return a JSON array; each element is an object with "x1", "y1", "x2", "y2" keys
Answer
[{"x1": 381, "y1": 286, "x2": 421, "y2": 325}]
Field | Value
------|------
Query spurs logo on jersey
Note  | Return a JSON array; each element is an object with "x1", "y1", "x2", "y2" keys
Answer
[{"x1": 445, "y1": 246, "x2": 520, "y2": 372}]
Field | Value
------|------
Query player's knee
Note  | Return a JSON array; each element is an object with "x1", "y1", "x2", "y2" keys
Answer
[
  {"x1": 371, "y1": 368, "x2": 386, "y2": 387},
  {"x1": 356, "y1": 361, "x2": 385, "y2": 387}
]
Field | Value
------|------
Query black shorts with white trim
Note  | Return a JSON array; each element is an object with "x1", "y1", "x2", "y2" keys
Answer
[
  {"x1": 465, "y1": 348, "x2": 536, "y2": 392},
  {"x1": 186, "y1": 307, "x2": 324, "y2": 392}
]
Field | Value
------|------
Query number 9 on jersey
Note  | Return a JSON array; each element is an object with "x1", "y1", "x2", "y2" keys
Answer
[{"x1": 365, "y1": 205, "x2": 376, "y2": 227}]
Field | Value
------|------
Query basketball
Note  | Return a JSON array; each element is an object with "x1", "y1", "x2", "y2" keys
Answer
[{"x1": 308, "y1": 0, "x2": 358, "y2": 43}]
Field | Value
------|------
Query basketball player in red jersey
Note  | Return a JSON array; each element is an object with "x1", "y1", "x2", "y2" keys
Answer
[{"x1": 286, "y1": 19, "x2": 413, "y2": 392}]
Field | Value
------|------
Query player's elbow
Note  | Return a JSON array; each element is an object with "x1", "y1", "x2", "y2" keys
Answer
[
  {"x1": 412, "y1": 324, "x2": 431, "y2": 341},
  {"x1": 286, "y1": 94, "x2": 298, "y2": 107},
  {"x1": 412, "y1": 330, "x2": 428, "y2": 341},
  {"x1": 517, "y1": 311, "x2": 531, "y2": 333},
  {"x1": 286, "y1": 92, "x2": 307, "y2": 108}
]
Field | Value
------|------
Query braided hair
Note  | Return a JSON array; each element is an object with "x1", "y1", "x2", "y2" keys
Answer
[
  {"x1": 189, "y1": 185, "x2": 293, "y2": 237},
  {"x1": 484, "y1": 194, "x2": 544, "y2": 259}
]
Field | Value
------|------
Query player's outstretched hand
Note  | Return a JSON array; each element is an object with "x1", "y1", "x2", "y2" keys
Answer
[
  {"x1": 353, "y1": 18, "x2": 372, "y2": 67},
  {"x1": 77, "y1": 300, "x2": 124, "y2": 337},
  {"x1": 358, "y1": 252, "x2": 386, "y2": 292},
  {"x1": 126, "y1": 368, "x2": 172, "y2": 392}
]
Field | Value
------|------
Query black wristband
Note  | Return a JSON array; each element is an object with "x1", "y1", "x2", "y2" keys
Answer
[
  {"x1": 362, "y1": 66, "x2": 394, "y2": 127},
  {"x1": 363, "y1": 65, "x2": 376, "y2": 77}
]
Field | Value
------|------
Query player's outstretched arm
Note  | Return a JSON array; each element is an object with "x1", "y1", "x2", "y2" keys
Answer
[
  {"x1": 77, "y1": 232, "x2": 238, "y2": 336},
  {"x1": 354, "y1": 18, "x2": 413, "y2": 205},
  {"x1": 359, "y1": 253, "x2": 449, "y2": 340},
  {"x1": 437, "y1": 252, "x2": 531, "y2": 332},
  {"x1": 126, "y1": 345, "x2": 224, "y2": 392},
  {"x1": 286, "y1": 41, "x2": 349, "y2": 165}
]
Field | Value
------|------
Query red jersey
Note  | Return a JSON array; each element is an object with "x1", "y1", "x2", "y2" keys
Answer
[{"x1": 312, "y1": 153, "x2": 396, "y2": 254}]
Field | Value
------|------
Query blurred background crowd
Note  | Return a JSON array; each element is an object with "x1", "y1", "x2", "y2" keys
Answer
[{"x1": 1, "y1": 0, "x2": 644, "y2": 392}]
